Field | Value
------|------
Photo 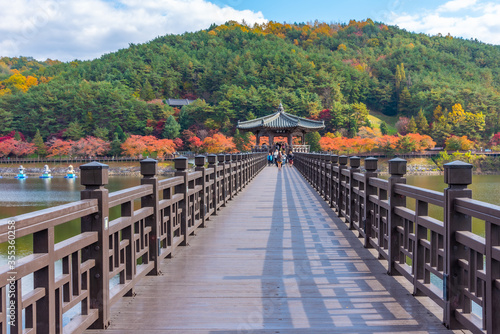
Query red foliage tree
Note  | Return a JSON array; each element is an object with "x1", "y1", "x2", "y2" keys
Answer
[
  {"x1": 46, "y1": 139, "x2": 74, "y2": 158},
  {"x1": 73, "y1": 136, "x2": 111, "y2": 157}
]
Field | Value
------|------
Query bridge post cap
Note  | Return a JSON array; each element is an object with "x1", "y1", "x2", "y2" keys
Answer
[
  {"x1": 388, "y1": 158, "x2": 407, "y2": 176},
  {"x1": 207, "y1": 154, "x2": 217, "y2": 164},
  {"x1": 80, "y1": 161, "x2": 109, "y2": 186},
  {"x1": 140, "y1": 158, "x2": 158, "y2": 176},
  {"x1": 444, "y1": 160, "x2": 473, "y2": 185},
  {"x1": 174, "y1": 156, "x2": 189, "y2": 171},
  {"x1": 330, "y1": 155, "x2": 339, "y2": 163},
  {"x1": 225, "y1": 154, "x2": 231, "y2": 162},
  {"x1": 237, "y1": 154, "x2": 242, "y2": 161},
  {"x1": 339, "y1": 155, "x2": 348, "y2": 165},
  {"x1": 218, "y1": 154, "x2": 225, "y2": 163},
  {"x1": 195, "y1": 155, "x2": 206, "y2": 167},
  {"x1": 231, "y1": 153, "x2": 238, "y2": 161},
  {"x1": 364, "y1": 157, "x2": 378, "y2": 171},
  {"x1": 349, "y1": 156, "x2": 361, "y2": 168}
]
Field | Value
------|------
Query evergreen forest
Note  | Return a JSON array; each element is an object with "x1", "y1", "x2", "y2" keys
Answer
[{"x1": 1, "y1": 19, "x2": 500, "y2": 156}]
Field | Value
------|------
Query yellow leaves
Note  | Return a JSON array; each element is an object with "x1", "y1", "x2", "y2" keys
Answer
[
  {"x1": 407, "y1": 43, "x2": 415, "y2": 49},
  {"x1": 1, "y1": 70, "x2": 39, "y2": 93},
  {"x1": 367, "y1": 38, "x2": 379, "y2": 47},
  {"x1": 208, "y1": 30, "x2": 217, "y2": 36},
  {"x1": 0, "y1": 88, "x2": 12, "y2": 96},
  {"x1": 337, "y1": 44, "x2": 347, "y2": 51}
]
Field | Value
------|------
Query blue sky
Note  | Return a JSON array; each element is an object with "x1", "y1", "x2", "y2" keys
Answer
[{"x1": 1, "y1": 0, "x2": 499, "y2": 61}]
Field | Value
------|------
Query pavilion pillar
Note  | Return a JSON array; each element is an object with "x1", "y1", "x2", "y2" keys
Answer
[
  {"x1": 269, "y1": 134, "x2": 275, "y2": 150},
  {"x1": 256, "y1": 132, "x2": 261, "y2": 146},
  {"x1": 287, "y1": 133, "x2": 293, "y2": 153}
]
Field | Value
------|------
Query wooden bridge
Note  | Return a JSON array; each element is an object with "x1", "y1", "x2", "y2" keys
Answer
[{"x1": 1, "y1": 153, "x2": 499, "y2": 333}]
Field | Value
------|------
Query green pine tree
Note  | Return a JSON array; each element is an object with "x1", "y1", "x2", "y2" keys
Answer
[
  {"x1": 115, "y1": 125, "x2": 127, "y2": 141},
  {"x1": 380, "y1": 121, "x2": 389, "y2": 135},
  {"x1": 162, "y1": 115, "x2": 181, "y2": 139},
  {"x1": 415, "y1": 109, "x2": 429, "y2": 134},
  {"x1": 93, "y1": 127, "x2": 109, "y2": 140},
  {"x1": 407, "y1": 117, "x2": 417, "y2": 133},
  {"x1": 140, "y1": 79, "x2": 155, "y2": 101},
  {"x1": 110, "y1": 133, "x2": 123, "y2": 156},
  {"x1": 64, "y1": 121, "x2": 84, "y2": 140},
  {"x1": 33, "y1": 129, "x2": 47, "y2": 156},
  {"x1": 305, "y1": 132, "x2": 321, "y2": 152},
  {"x1": 14, "y1": 131, "x2": 21, "y2": 141}
]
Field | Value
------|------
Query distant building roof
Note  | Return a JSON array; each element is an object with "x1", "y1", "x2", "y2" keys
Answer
[
  {"x1": 237, "y1": 104, "x2": 325, "y2": 132},
  {"x1": 165, "y1": 99, "x2": 196, "y2": 106}
]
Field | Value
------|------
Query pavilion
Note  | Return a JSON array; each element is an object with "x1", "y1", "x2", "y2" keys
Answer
[{"x1": 236, "y1": 103, "x2": 325, "y2": 152}]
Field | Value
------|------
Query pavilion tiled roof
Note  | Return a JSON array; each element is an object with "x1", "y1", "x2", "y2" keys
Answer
[{"x1": 237, "y1": 104, "x2": 324, "y2": 132}]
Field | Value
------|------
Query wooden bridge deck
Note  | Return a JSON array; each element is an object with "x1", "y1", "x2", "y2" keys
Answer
[{"x1": 86, "y1": 166, "x2": 460, "y2": 334}]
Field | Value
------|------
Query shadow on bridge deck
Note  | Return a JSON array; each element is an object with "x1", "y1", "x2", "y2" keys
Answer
[{"x1": 86, "y1": 166, "x2": 460, "y2": 334}]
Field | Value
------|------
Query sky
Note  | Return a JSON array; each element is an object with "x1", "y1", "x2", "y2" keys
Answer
[{"x1": 1, "y1": 0, "x2": 499, "y2": 62}]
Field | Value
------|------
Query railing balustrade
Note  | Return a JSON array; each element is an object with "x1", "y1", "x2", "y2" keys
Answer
[
  {"x1": 295, "y1": 152, "x2": 500, "y2": 334},
  {"x1": 0, "y1": 152, "x2": 266, "y2": 334}
]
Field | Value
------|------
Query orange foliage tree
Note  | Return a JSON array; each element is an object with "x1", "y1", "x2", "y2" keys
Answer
[
  {"x1": 121, "y1": 135, "x2": 176, "y2": 158},
  {"x1": 201, "y1": 133, "x2": 236, "y2": 153},
  {"x1": 47, "y1": 139, "x2": 74, "y2": 158}
]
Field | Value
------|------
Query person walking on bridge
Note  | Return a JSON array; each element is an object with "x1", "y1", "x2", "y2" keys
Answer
[{"x1": 276, "y1": 151, "x2": 283, "y2": 171}]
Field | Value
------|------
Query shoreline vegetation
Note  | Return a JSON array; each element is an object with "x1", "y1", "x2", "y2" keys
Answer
[{"x1": 1, "y1": 154, "x2": 500, "y2": 177}]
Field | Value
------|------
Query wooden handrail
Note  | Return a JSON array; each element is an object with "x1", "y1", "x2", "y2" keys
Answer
[
  {"x1": 0, "y1": 152, "x2": 268, "y2": 334},
  {"x1": 294, "y1": 152, "x2": 500, "y2": 333}
]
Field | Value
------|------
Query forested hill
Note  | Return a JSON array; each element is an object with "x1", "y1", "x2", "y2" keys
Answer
[{"x1": 1, "y1": 19, "x2": 500, "y2": 146}]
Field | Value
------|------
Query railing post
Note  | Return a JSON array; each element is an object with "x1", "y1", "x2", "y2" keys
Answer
[
  {"x1": 140, "y1": 158, "x2": 161, "y2": 275},
  {"x1": 174, "y1": 156, "x2": 189, "y2": 246},
  {"x1": 207, "y1": 154, "x2": 218, "y2": 215},
  {"x1": 363, "y1": 157, "x2": 378, "y2": 248},
  {"x1": 80, "y1": 162, "x2": 110, "y2": 329},
  {"x1": 337, "y1": 155, "x2": 348, "y2": 217},
  {"x1": 321, "y1": 154, "x2": 328, "y2": 198},
  {"x1": 388, "y1": 158, "x2": 407, "y2": 276},
  {"x1": 329, "y1": 155, "x2": 338, "y2": 209},
  {"x1": 218, "y1": 154, "x2": 227, "y2": 206},
  {"x1": 195, "y1": 155, "x2": 207, "y2": 227},
  {"x1": 348, "y1": 156, "x2": 361, "y2": 230},
  {"x1": 443, "y1": 161, "x2": 472, "y2": 329}
]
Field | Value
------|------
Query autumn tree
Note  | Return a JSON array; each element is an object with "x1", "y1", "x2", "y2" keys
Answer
[
  {"x1": 46, "y1": 139, "x2": 74, "y2": 158},
  {"x1": 201, "y1": 133, "x2": 236, "y2": 153},
  {"x1": 73, "y1": 136, "x2": 111, "y2": 157},
  {"x1": 395, "y1": 117, "x2": 410, "y2": 135}
]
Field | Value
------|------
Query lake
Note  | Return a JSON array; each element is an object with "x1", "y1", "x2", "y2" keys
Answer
[{"x1": 1, "y1": 172, "x2": 497, "y2": 326}]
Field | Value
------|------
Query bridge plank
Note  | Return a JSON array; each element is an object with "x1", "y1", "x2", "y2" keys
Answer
[{"x1": 85, "y1": 166, "x2": 461, "y2": 334}]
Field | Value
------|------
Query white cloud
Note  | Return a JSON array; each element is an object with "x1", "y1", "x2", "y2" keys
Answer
[
  {"x1": 0, "y1": 0, "x2": 267, "y2": 61},
  {"x1": 389, "y1": 0, "x2": 500, "y2": 45},
  {"x1": 437, "y1": 0, "x2": 477, "y2": 12}
]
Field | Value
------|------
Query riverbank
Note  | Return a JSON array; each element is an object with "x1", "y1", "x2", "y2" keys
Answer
[
  {"x1": 0, "y1": 161, "x2": 176, "y2": 178},
  {"x1": 1, "y1": 156, "x2": 499, "y2": 178}
]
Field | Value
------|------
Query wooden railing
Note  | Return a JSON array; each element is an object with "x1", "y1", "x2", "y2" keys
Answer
[
  {"x1": 0, "y1": 152, "x2": 267, "y2": 334},
  {"x1": 295, "y1": 153, "x2": 500, "y2": 334}
]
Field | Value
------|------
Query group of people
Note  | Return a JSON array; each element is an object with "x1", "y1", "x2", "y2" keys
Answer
[{"x1": 267, "y1": 150, "x2": 294, "y2": 170}]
